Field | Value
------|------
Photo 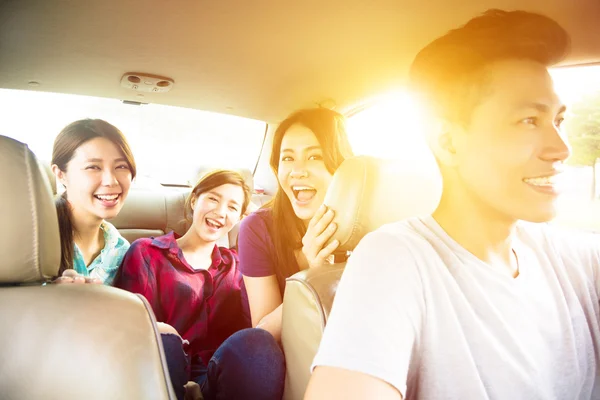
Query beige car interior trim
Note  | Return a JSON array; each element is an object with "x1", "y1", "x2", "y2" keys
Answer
[
  {"x1": 1, "y1": 0, "x2": 599, "y2": 123},
  {"x1": 282, "y1": 263, "x2": 346, "y2": 400}
]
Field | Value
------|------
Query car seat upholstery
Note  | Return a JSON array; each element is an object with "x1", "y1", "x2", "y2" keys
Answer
[
  {"x1": 42, "y1": 160, "x2": 57, "y2": 195},
  {"x1": 108, "y1": 188, "x2": 190, "y2": 243},
  {"x1": 0, "y1": 136, "x2": 176, "y2": 400},
  {"x1": 281, "y1": 155, "x2": 443, "y2": 400}
]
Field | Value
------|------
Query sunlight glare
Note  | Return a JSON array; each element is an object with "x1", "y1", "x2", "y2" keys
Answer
[{"x1": 346, "y1": 90, "x2": 432, "y2": 162}]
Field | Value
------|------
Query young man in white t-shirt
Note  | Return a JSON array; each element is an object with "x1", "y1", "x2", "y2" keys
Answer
[{"x1": 305, "y1": 9, "x2": 600, "y2": 400}]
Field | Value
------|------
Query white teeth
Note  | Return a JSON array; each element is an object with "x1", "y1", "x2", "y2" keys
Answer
[
  {"x1": 292, "y1": 186, "x2": 315, "y2": 191},
  {"x1": 523, "y1": 176, "x2": 558, "y2": 186},
  {"x1": 206, "y1": 218, "x2": 223, "y2": 228},
  {"x1": 95, "y1": 194, "x2": 119, "y2": 200}
]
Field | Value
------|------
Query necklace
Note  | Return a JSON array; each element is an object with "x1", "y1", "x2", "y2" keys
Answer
[{"x1": 511, "y1": 248, "x2": 520, "y2": 278}]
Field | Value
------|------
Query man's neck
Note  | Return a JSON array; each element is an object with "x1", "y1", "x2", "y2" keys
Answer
[{"x1": 432, "y1": 187, "x2": 519, "y2": 276}]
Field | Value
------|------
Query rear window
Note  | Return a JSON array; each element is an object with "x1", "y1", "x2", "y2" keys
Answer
[
  {"x1": 346, "y1": 65, "x2": 600, "y2": 232},
  {"x1": 0, "y1": 89, "x2": 266, "y2": 186}
]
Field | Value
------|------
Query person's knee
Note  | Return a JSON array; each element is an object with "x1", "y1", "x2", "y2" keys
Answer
[
  {"x1": 219, "y1": 328, "x2": 284, "y2": 367},
  {"x1": 207, "y1": 328, "x2": 284, "y2": 399},
  {"x1": 231, "y1": 328, "x2": 279, "y2": 349}
]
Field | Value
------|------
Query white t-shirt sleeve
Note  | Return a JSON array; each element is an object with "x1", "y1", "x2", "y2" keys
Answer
[
  {"x1": 543, "y1": 225, "x2": 600, "y2": 298},
  {"x1": 311, "y1": 228, "x2": 426, "y2": 396},
  {"x1": 582, "y1": 232, "x2": 600, "y2": 297}
]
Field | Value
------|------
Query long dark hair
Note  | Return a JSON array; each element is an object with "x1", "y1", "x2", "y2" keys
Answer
[
  {"x1": 266, "y1": 108, "x2": 353, "y2": 289},
  {"x1": 52, "y1": 119, "x2": 136, "y2": 274}
]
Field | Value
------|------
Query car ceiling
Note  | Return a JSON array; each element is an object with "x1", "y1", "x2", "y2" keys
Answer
[{"x1": 1, "y1": 0, "x2": 599, "y2": 124}]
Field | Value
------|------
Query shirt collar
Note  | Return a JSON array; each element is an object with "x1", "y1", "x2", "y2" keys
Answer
[
  {"x1": 151, "y1": 230, "x2": 180, "y2": 253},
  {"x1": 100, "y1": 221, "x2": 126, "y2": 249},
  {"x1": 151, "y1": 231, "x2": 227, "y2": 270},
  {"x1": 211, "y1": 245, "x2": 226, "y2": 269}
]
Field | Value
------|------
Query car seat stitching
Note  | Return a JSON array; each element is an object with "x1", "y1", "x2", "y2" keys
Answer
[
  {"x1": 24, "y1": 145, "x2": 40, "y2": 276},
  {"x1": 136, "y1": 293, "x2": 177, "y2": 399}
]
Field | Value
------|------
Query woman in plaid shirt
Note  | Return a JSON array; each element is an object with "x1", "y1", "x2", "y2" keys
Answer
[{"x1": 115, "y1": 170, "x2": 285, "y2": 400}]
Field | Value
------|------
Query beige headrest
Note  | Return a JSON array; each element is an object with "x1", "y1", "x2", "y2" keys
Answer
[
  {"x1": 191, "y1": 166, "x2": 254, "y2": 192},
  {"x1": 108, "y1": 189, "x2": 189, "y2": 243},
  {"x1": 0, "y1": 136, "x2": 61, "y2": 283},
  {"x1": 41, "y1": 161, "x2": 57, "y2": 195},
  {"x1": 325, "y1": 155, "x2": 442, "y2": 252}
]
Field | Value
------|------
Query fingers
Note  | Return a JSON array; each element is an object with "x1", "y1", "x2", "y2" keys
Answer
[
  {"x1": 53, "y1": 276, "x2": 73, "y2": 284},
  {"x1": 307, "y1": 204, "x2": 328, "y2": 230},
  {"x1": 304, "y1": 207, "x2": 335, "y2": 248},
  {"x1": 315, "y1": 238, "x2": 340, "y2": 265},
  {"x1": 313, "y1": 208, "x2": 335, "y2": 236},
  {"x1": 61, "y1": 269, "x2": 86, "y2": 283},
  {"x1": 61, "y1": 269, "x2": 80, "y2": 278},
  {"x1": 157, "y1": 322, "x2": 181, "y2": 337},
  {"x1": 184, "y1": 381, "x2": 202, "y2": 400},
  {"x1": 54, "y1": 270, "x2": 101, "y2": 285},
  {"x1": 312, "y1": 221, "x2": 337, "y2": 250}
]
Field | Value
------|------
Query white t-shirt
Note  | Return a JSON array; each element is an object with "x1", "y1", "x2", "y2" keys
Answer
[{"x1": 312, "y1": 216, "x2": 600, "y2": 400}]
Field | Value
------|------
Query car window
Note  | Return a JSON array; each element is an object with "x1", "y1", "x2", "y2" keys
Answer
[
  {"x1": 0, "y1": 89, "x2": 266, "y2": 186},
  {"x1": 346, "y1": 65, "x2": 600, "y2": 232},
  {"x1": 550, "y1": 65, "x2": 600, "y2": 231}
]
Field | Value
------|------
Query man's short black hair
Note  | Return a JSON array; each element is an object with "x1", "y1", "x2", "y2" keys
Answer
[{"x1": 409, "y1": 9, "x2": 571, "y2": 124}]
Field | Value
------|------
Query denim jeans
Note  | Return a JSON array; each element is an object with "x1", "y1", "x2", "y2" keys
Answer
[{"x1": 162, "y1": 328, "x2": 285, "y2": 400}]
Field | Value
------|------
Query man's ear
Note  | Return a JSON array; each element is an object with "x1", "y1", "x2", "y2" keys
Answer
[
  {"x1": 51, "y1": 164, "x2": 66, "y2": 186},
  {"x1": 430, "y1": 120, "x2": 464, "y2": 168}
]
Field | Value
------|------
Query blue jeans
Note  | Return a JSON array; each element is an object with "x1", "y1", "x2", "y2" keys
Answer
[{"x1": 162, "y1": 328, "x2": 285, "y2": 400}]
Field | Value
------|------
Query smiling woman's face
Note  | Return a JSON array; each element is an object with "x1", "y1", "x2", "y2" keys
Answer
[
  {"x1": 190, "y1": 183, "x2": 245, "y2": 243},
  {"x1": 54, "y1": 137, "x2": 132, "y2": 224},
  {"x1": 277, "y1": 124, "x2": 333, "y2": 223}
]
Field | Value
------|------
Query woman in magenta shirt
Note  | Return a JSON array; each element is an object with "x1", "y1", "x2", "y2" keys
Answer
[
  {"x1": 238, "y1": 108, "x2": 353, "y2": 342},
  {"x1": 115, "y1": 170, "x2": 284, "y2": 400}
]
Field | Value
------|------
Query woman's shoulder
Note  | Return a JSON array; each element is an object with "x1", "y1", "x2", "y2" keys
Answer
[
  {"x1": 240, "y1": 207, "x2": 273, "y2": 232},
  {"x1": 217, "y1": 245, "x2": 238, "y2": 266},
  {"x1": 101, "y1": 221, "x2": 129, "y2": 248},
  {"x1": 127, "y1": 232, "x2": 177, "y2": 255},
  {"x1": 128, "y1": 236, "x2": 154, "y2": 251},
  {"x1": 121, "y1": 234, "x2": 176, "y2": 273}
]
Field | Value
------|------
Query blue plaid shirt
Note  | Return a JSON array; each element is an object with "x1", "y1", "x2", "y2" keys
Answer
[{"x1": 73, "y1": 221, "x2": 129, "y2": 285}]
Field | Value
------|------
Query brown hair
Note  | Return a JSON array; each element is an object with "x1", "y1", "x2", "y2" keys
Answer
[
  {"x1": 409, "y1": 9, "x2": 570, "y2": 125},
  {"x1": 266, "y1": 108, "x2": 353, "y2": 290},
  {"x1": 52, "y1": 119, "x2": 136, "y2": 274},
  {"x1": 185, "y1": 169, "x2": 252, "y2": 222}
]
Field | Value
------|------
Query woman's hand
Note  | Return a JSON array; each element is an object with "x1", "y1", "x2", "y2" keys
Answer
[
  {"x1": 157, "y1": 322, "x2": 189, "y2": 345},
  {"x1": 54, "y1": 269, "x2": 102, "y2": 284},
  {"x1": 301, "y1": 205, "x2": 340, "y2": 269},
  {"x1": 156, "y1": 322, "x2": 180, "y2": 337}
]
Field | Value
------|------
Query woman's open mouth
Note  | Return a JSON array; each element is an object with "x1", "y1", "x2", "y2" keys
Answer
[
  {"x1": 292, "y1": 185, "x2": 317, "y2": 205},
  {"x1": 93, "y1": 193, "x2": 121, "y2": 207},
  {"x1": 205, "y1": 217, "x2": 224, "y2": 231}
]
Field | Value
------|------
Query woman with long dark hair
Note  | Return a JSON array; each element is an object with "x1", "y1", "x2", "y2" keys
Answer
[
  {"x1": 51, "y1": 118, "x2": 136, "y2": 284},
  {"x1": 238, "y1": 108, "x2": 353, "y2": 341}
]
